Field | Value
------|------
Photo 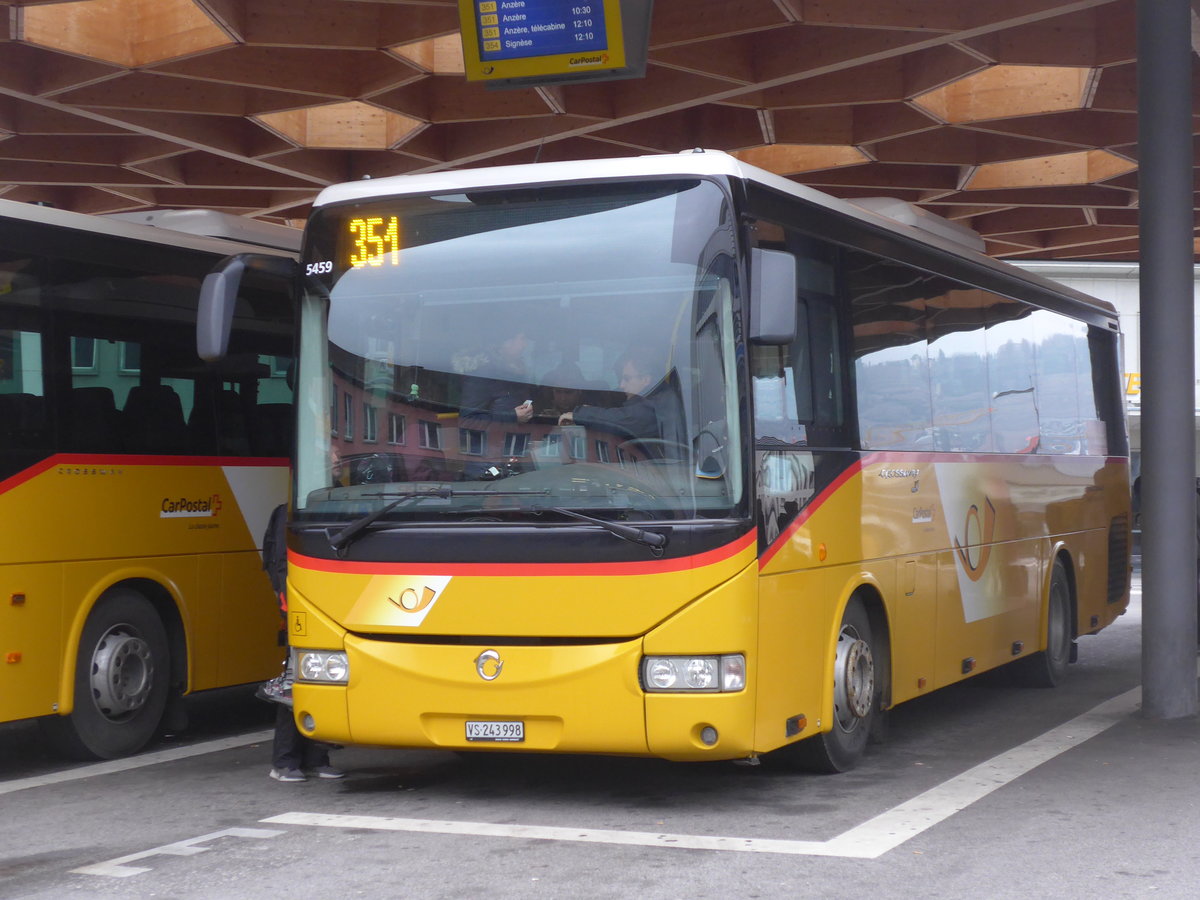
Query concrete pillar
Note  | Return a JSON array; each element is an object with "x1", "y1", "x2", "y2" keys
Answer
[{"x1": 1137, "y1": 0, "x2": 1197, "y2": 718}]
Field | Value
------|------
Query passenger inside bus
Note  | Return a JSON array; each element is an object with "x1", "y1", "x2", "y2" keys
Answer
[
  {"x1": 458, "y1": 323, "x2": 535, "y2": 426},
  {"x1": 558, "y1": 347, "x2": 660, "y2": 444}
]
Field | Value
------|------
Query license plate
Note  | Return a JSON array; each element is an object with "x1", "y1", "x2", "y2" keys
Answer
[{"x1": 465, "y1": 720, "x2": 525, "y2": 742}]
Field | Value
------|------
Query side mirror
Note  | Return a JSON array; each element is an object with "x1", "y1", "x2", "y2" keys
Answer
[
  {"x1": 749, "y1": 248, "x2": 797, "y2": 345},
  {"x1": 197, "y1": 253, "x2": 298, "y2": 360}
]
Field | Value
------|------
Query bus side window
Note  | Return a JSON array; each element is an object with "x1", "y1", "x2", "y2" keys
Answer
[{"x1": 750, "y1": 227, "x2": 845, "y2": 448}]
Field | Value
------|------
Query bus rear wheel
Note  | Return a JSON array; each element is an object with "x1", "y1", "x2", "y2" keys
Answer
[
  {"x1": 41, "y1": 590, "x2": 170, "y2": 760},
  {"x1": 788, "y1": 597, "x2": 878, "y2": 773},
  {"x1": 1013, "y1": 558, "x2": 1072, "y2": 688}
]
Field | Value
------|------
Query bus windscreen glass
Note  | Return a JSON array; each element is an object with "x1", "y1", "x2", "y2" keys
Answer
[{"x1": 295, "y1": 178, "x2": 743, "y2": 525}]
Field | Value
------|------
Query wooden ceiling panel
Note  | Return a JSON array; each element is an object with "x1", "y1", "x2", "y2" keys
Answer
[
  {"x1": 0, "y1": 159, "x2": 179, "y2": 186},
  {"x1": 93, "y1": 108, "x2": 313, "y2": 161},
  {"x1": 852, "y1": 103, "x2": 942, "y2": 145},
  {"x1": 243, "y1": 147, "x2": 353, "y2": 183},
  {"x1": 967, "y1": 109, "x2": 1139, "y2": 151},
  {"x1": 151, "y1": 47, "x2": 420, "y2": 99},
  {"x1": 869, "y1": 126, "x2": 1078, "y2": 166},
  {"x1": 649, "y1": 34, "x2": 759, "y2": 85},
  {"x1": 52, "y1": 72, "x2": 322, "y2": 116},
  {"x1": 173, "y1": 151, "x2": 332, "y2": 188},
  {"x1": 819, "y1": 185, "x2": 930, "y2": 203},
  {"x1": 8, "y1": 101, "x2": 128, "y2": 135},
  {"x1": 747, "y1": 24, "x2": 929, "y2": 85},
  {"x1": 603, "y1": 66, "x2": 754, "y2": 120},
  {"x1": 801, "y1": 162, "x2": 962, "y2": 192},
  {"x1": 0, "y1": 0, "x2": 1184, "y2": 259},
  {"x1": 1094, "y1": 208, "x2": 1140, "y2": 227},
  {"x1": 770, "y1": 107, "x2": 856, "y2": 146},
  {"x1": 436, "y1": 116, "x2": 606, "y2": 165},
  {"x1": 0, "y1": 43, "x2": 43, "y2": 96},
  {"x1": 1088, "y1": 62, "x2": 1138, "y2": 112},
  {"x1": 371, "y1": 75, "x2": 567, "y2": 125},
  {"x1": 648, "y1": 0, "x2": 793, "y2": 49},
  {"x1": 750, "y1": 56, "x2": 910, "y2": 109},
  {"x1": 790, "y1": 0, "x2": 966, "y2": 31},
  {"x1": 238, "y1": 0, "x2": 403, "y2": 50},
  {"x1": 928, "y1": 184, "x2": 1136, "y2": 208},
  {"x1": 602, "y1": 104, "x2": 766, "y2": 153},
  {"x1": 959, "y1": 7, "x2": 1121, "y2": 67},
  {"x1": 140, "y1": 186, "x2": 317, "y2": 211},
  {"x1": 373, "y1": 4, "x2": 461, "y2": 49},
  {"x1": 0, "y1": 133, "x2": 175, "y2": 164},
  {"x1": 970, "y1": 206, "x2": 1090, "y2": 236},
  {"x1": 27, "y1": 51, "x2": 123, "y2": 97}
]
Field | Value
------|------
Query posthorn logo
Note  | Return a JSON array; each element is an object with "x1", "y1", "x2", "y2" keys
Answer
[
  {"x1": 475, "y1": 649, "x2": 504, "y2": 681},
  {"x1": 160, "y1": 494, "x2": 222, "y2": 518}
]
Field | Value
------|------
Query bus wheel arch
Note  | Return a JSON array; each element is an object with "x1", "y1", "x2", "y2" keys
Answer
[
  {"x1": 789, "y1": 586, "x2": 890, "y2": 773},
  {"x1": 126, "y1": 578, "x2": 188, "y2": 702},
  {"x1": 1013, "y1": 551, "x2": 1076, "y2": 688},
  {"x1": 41, "y1": 583, "x2": 177, "y2": 760}
]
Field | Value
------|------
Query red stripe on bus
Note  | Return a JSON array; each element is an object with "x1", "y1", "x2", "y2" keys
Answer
[
  {"x1": 758, "y1": 459, "x2": 864, "y2": 570},
  {"x1": 757, "y1": 451, "x2": 1127, "y2": 570},
  {"x1": 290, "y1": 529, "x2": 757, "y2": 578},
  {"x1": 0, "y1": 453, "x2": 287, "y2": 496}
]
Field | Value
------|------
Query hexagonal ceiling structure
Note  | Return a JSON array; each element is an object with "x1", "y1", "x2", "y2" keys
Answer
[{"x1": 0, "y1": 0, "x2": 1192, "y2": 261}]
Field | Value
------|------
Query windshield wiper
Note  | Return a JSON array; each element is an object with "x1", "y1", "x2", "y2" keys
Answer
[
  {"x1": 326, "y1": 488, "x2": 552, "y2": 553},
  {"x1": 550, "y1": 507, "x2": 667, "y2": 555},
  {"x1": 327, "y1": 488, "x2": 453, "y2": 552}
]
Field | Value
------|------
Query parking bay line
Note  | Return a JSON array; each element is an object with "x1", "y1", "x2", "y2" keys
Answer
[
  {"x1": 0, "y1": 730, "x2": 273, "y2": 797},
  {"x1": 264, "y1": 684, "x2": 1142, "y2": 860}
]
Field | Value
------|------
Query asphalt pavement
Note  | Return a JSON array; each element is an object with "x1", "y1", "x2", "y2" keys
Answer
[{"x1": 1, "y1": 567, "x2": 1199, "y2": 899}]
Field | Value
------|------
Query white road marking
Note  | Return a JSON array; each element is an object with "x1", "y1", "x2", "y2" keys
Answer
[
  {"x1": 262, "y1": 682, "x2": 1145, "y2": 860},
  {"x1": 822, "y1": 685, "x2": 1141, "y2": 858},
  {"x1": 0, "y1": 730, "x2": 272, "y2": 797},
  {"x1": 263, "y1": 811, "x2": 834, "y2": 855},
  {"x1": 72, "y1": 827, "x2": 284, "y2": 877}
]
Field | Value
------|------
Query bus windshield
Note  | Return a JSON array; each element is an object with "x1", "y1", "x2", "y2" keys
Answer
[{"x1": 295, "y1": 177, "x2": 743, "y2": 525}]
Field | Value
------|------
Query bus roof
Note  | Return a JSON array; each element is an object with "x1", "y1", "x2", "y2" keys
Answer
[
  {"x1": 104, "y1": 208, "x2": 301, "y2": 252},
  {"x1": 0, "y1": 198, "x2": 299, "y2": 257},
  {"x1": 311, "y1": 150, "x2": 1118, "y2": 323}
]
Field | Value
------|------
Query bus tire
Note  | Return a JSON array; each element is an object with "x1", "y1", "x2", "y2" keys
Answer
[
  {"x1": 1013, "y1": 558, "x2": 1072, "y2": 688},
  {"x1": 789, "y1": 597, "x2": 878, "y2": 773},
  {"x1": 41, "y1": 589, "x2": 170, "y2": 760}
]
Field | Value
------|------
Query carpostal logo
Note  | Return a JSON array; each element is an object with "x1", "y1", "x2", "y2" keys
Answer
[
  {"x1": 160, "y1": 494, "x2": 222, "y2": 519},
  {"x1": 569, "y1": 52, "x2": 609, "y2": 68}
]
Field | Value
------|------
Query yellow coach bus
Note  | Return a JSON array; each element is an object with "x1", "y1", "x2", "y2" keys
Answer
[
  {"x1": 0, "y1": 200, "x2": 298, "y2": 759},
  {"x1": 201, "y1": 150, "x2": 1131, "y2": 771}
]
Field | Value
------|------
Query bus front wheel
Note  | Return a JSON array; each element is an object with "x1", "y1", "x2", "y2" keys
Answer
[
  {"x1": 789, "y1": 597, "x2": 878, "y2": 773},
  {"x1": 41, "y1": 590, "x2": 170, "y2": 760}
]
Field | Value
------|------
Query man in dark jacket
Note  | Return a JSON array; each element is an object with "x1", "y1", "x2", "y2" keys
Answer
[
  {"x1": 558, "y1": 349, "x2": 659, "y2": 443},
  {"x1": 458, "y1": 327, "x2": 534, "y2": 426}
]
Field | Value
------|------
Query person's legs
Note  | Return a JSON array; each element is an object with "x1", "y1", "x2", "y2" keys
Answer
[
  {"x1": 270, "y1": 704, "x2": 307, "y2": 781},
  {"x1": 302, "y1": 740, "x2": 344, "y2": 779},
  {"x1": 300, "y1": 740, "x2": 330, "y2": 770}
]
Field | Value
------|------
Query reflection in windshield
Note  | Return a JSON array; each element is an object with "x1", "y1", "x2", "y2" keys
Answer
[{"x1": 295, "y1": 179, "x2": 742, "y2": 525}]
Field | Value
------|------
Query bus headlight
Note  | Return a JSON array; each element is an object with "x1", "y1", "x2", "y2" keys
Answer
[
  {"x1": 294, "y1": 649, "x2": 349, "y2": 684},
  {"x1": 641, "y1": 655, "x2": 746, "y2": 693}
]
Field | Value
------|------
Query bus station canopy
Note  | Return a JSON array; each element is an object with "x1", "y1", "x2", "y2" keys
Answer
[{"x1": 0, "y1": 0, "x2": 1192, "y2": 262}]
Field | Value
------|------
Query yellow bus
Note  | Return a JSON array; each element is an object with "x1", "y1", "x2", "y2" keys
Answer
[
  {"x1": 0, "y1": 200, "x2": 298, "y2": 759},
  {"x1": 202, "y1": 151, "x2": 1131, "y2": 771}
]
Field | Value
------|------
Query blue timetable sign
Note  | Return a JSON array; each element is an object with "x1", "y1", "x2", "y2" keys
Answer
[
  {"x1": 477, "y1": 0, "x2": 608, "y2": 61},
  {"x1": 459, "y1": 0, "x2": 642, "y2": 85}
]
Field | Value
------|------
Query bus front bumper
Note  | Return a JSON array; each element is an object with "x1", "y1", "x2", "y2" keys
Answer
[{"x1": 292, "y1": 636, "x2": 758, "y2": 760}]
